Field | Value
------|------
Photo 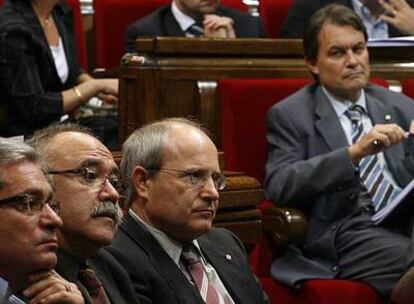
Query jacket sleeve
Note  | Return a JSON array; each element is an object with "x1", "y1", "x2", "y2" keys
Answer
[
  {"x1": 0, "y1": 28, "x2": 64, "y2": 123},
  {"x1": 264, "y1": 104, "x2": 358, "y2": 209}
]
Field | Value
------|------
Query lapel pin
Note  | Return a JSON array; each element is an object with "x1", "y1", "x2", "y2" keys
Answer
[
  {"x1": 385, "y1": 114, "x2": 391, "y2": 121},
  {"x1": 225, "y1": 254, "x2": 232, "y2": 261}
]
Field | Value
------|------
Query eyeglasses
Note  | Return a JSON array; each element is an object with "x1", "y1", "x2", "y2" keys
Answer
[
  {"x1": 148, "y1": 168, "x2": 226, "y2": 190},
  {"x1": 48, "y1": 167, "x2": 125, "y2": 195},
  {"x1": 0, "y1": 193, "x2": 60, "y2": 215}
]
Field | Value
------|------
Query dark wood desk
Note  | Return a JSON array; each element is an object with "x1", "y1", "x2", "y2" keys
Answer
[{"x1": 117, "y1": 38, "x2": 414, "y2": 147}]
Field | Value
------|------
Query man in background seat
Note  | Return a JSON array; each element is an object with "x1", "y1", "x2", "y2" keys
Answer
[
  {"x1": 266, "y1": 4, "x2": 414, "y2": 302},
  {"x1": 125, "y1": 0, "x2": 266, "y2": 52},
  {"x1": 282, "y1": 0, "x2": 414, "y2": 39}
]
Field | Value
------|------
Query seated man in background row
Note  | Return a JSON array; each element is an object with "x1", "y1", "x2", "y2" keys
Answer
[
  {"x1": 106, "y1": 118, "x2": 269, "y2": 303},
  {"x1": 0, "y1": 138, "x2": 83, "y2": 303},
  {"x1": 266, "y1": 4, "x2": 414, "y2": 303},
  {"x1": 282, "y1": 0, "x2": 414, "y2": 39},
  {"x1": 27, "y1": 124, "x2": 139, "y2": 304},
  {"x1": 125, "y1": 0, "x2": 267, "y2": 52}
]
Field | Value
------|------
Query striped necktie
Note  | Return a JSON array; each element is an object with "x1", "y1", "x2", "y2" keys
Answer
[
  {"x1": 345, "y1": 104, "x2": 397, "y2": 211},
  {"x1": 78, "y1": 265, "x2": 111, "y2": 304},
  {"x1": 186, "y1": 23, "x2": 204, "y2": 37},
  {"x1": 181, "y1": 244, "x2": 226, "y2": 304}
]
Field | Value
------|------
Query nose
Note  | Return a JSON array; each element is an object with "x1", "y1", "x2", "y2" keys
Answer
[
  {"x1": 201, "y1": 176, "x2": 220, "y2": 201},
  {"x1": 40, "y1": 204, "x2": 63, "y2": 228},
  {"x1": 345, "y1": 50, "x2": 358, "y2": 66},
  {"x1": 99, "y1": 178, "x2": 120, "y2": 204}
]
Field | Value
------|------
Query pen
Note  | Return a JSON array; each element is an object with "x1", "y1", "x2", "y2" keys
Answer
[{"x1": 373, "y1": 131, "x2": 414, "y2": 146}]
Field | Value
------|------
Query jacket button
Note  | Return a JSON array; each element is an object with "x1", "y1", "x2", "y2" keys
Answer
[
  {"x1": 332, "y1": 265, "x2": 339, "y2": 272},
  {"x1": 331, "y1": 225, "x2": 337, "y2": 230}
]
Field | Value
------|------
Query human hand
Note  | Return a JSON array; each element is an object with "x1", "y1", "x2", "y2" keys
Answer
[
  {"x1": 203, "y1": 14, "x2": 236, "y2": 38},
  {"x1": 23, "y1": 270, "x2": 84, "y2": 304},
  {"x1": 379, "y1": 0, "x2": 414, "y2": 35},
  {"x1": 97, "y1": 79, "x2": 118, "y2": 104},
  {"x1": 348, "y1": 123, "x2": 406, "y2": 163}
]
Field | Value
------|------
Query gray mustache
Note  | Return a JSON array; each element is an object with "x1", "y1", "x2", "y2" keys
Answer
[{"x1": 91, "y1": 201, "x2": 123, "y2": 226}]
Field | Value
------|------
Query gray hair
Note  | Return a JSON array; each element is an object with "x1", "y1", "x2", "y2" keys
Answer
[
  {"x1": 121, "y1": 117, "x2": 208, "y2": 207},
  {"x1": 0, "y1": 138, "x2": 44, "y2": 190},
  {"x1": 26, "y1": 122, "x2": 93, "y2": 157}
]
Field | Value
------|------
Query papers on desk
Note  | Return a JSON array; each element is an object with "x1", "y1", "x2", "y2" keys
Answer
[
  {"x1": 372, "y1": 178, "x2": 414, "y2": 225},
  {"x1": 368, "y1": 36, "x2": 414, "y2": 47}
]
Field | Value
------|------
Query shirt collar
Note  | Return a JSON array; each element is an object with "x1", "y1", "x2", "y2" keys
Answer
[
  {"x1": 171, "y1": 1, "x2": 196, "y2": 32},
  {"x1": 129, "y1": 209, "x2": 204, "y2": 265},
  {"x1": 322, "y1": 86, "x2": 367, "y2": 117}
]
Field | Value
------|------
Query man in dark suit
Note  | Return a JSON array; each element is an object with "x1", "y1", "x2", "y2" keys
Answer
[
  {"x1": 266, "y1": 4, "x2": 414, "y2": 302},
  {"x1": 125, "y1": 0, "x2": 266, "y2": 52},
  {"x1": 27, "y1": 123, "x2": 139, "y2": 304},
  {"x1": 106, "y1": 118, "x2": 269, "y2": 303},
  {"x1": 282, "y1": 0, "x2": 414, "y2": 39}
]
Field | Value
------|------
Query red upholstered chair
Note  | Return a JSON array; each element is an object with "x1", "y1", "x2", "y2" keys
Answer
[
  {"x1": 218, "y1": 78, "x2": 384, "y2": 304},
  {"x1": 259, "y1": 0, "x2": 292, "y2": 38},
  {"x1": 93, "y1": 0, "x2": 249, "y2": 69},
  {"x1": 66, "y1": 0, "x2": 88, "y2": 70},
  {"x1": 0, "y1": 0, "x2": 88, "y2": 69},
  {"x1": 401, "y1": 79, "x2": 414, "y2": 99}
]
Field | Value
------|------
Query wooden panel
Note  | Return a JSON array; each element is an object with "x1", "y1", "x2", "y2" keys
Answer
[{"x1": 118, "y1": 38, "x2": 414, "y2": 147}]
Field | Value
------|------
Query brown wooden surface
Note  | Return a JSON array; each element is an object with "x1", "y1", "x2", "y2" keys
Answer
[{"x1": 118, "y1": 38, "x2": 414, "y2": 148}]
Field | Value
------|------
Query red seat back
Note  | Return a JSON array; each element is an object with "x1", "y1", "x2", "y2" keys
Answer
[
  {"x1": 259, "y1": 0, "x2": 292, "y2": 38},
  {"x1": 401, "y1": 79, "x2": 414, "y2": 99},
  {"x1": 66, "y1": 0, "x2": 88, "y2": 70},
  {"x1": 219, "y1": 78, "x2": 312, "y2": 183},
  {"x1": 93, "y1": 0, "x2": 249, "y2": 69}
]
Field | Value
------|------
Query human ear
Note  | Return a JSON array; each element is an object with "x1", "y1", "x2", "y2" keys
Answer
[{"x1": 132, "y1": 166, "x2": 149, "y2": 198}]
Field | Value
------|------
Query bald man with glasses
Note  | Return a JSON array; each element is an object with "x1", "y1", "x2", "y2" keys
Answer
[
  {"x1": 105, "y1": 118, "x2": 269, "y2": 304},
  {"x1": 27, "y1": 123, "x2": 139, "y2": 304},
  {"x1": 0, "y1": 138, "x2": 84, "y2": 303}
]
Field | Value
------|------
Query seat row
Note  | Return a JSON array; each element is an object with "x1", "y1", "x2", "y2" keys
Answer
[{"x1": 0, "y1": 0, "x2": 294, "y2": 69}]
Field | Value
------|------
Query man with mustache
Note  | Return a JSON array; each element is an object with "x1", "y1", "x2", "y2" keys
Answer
[
  {"x1": 265, "y1": 4, "x2": 414, "y2": 303},
  {"x1": 106, "y1": 118, "x2": 269, "y2": 303},
  {"x1": 27, "y1": 123, "x2": 139, "y2": 304},
  {"x1": 0, "y1": 138, "x2": 84, "y2": 303},
  {"x1": 125, "y1": 0, "x2": 266, "y2": 52}
]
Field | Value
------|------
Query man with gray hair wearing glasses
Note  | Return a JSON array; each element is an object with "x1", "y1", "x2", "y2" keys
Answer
[
  {"x1": 106, "y1": 117, "x2": 269, "y2": 304},
  {"x1": 0, "y1": 138, "x2": 84, "y2": 303},
  {"x1": 27, "y1": 123, "x2": 139, "y2": 304}
]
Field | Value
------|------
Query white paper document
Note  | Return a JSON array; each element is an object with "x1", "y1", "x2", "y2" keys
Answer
[
  {"x1": 368, "y1": 36, "x2": 414, "y2": 47},
  {"x1": 372, "y1": 178, "x2": 414, "y2": 225}
]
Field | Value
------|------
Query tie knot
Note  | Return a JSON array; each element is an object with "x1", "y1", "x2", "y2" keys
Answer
[
  {"x1": 78, "y1": 266, "x2": 103, "y2": 290},
  {"x1": 345, "y1": 104, "x2": 365, "y2": 122},
  {"x1": 187, "y1": 23, "x2": 204, "y2": 37},
  {"x1": 181, "y1": 244, "x2": 201, "y2": 265}
]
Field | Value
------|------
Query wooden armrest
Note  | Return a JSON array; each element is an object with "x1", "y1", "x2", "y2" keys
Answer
[
  {"x1": 262, "y1": 206, "x2": 308, "y2": 246},
  {"x1": 92, "y1": 67, "x2": 122, "y2": 78}
]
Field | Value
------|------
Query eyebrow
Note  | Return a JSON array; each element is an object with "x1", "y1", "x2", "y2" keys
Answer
[{"x1": 81, "y1": 159, "x2": 120, "y2": 176}]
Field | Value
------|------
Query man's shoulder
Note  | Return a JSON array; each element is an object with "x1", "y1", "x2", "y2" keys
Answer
[
  {"x1": 126, "y1": 5, "x2": 170, "y2": 36},
  {"x1": 198, "y1": 227, "x2": 243, "y2": 249}
]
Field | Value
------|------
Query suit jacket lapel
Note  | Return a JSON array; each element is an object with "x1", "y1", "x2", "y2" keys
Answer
[
  {"x1": 314, "y1": 86, "x2": 349, "y2": 151},
  {"x1": 198, "y1": 237, "x2": 256, "y2": 304},
  {"x1": 121, "y1": 215, "x2": 203, "y2": 304},
  {"x1": 163, "y1": 8, "x2": 186, "y2": 36}
]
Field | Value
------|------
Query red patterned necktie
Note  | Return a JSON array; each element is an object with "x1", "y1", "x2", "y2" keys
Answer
[
  {"x1": 78, "y1": 265, "x2": 111, "y2": 304},
  {"x1": 181, "y1": 244, "x2": 227, "y2": 304}
]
